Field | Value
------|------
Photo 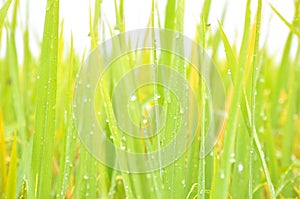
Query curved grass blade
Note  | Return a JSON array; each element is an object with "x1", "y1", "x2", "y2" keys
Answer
[
  {"x1": 0, "y1": 0, "x2": 12, "y2": 28},
  {"x1": 269, "y1": 3, "x2": 300, "y2": 39}
]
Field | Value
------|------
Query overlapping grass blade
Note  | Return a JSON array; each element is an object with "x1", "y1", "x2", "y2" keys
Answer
[
  {"x1": 0, "y1": 0, "x2": 12, "y2": 28},
  {"x1": 211, "y1": 0, "x2": 252, "y2": 198}
]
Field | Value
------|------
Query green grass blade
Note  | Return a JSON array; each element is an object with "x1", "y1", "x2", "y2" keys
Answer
[
  {"x1": 30, "y1": 0, "x2": 59, "y2": 197},
  {"x1": 5, "y1": 132, "x2": 18, "y2": 199},
  {"x1": 249, "y1": 0, "x2": 262, "y2": 197},
  {"x1": 217, "y1": 20, "x2": 237, "y2": 71},
  {"x1": 269, "y1": 3, "x2": 300, "y2": 39},
  {"x1": 0, "y1": 0, "x2": 12, "y2": 28},
  {"x1": 211, "y1": 0, "x2": 252, "y2": 198},
  {"x1": 164, "y1": 0, "x2": 176, "y2": 30},
  {"x1": 0, "y1": 109, "x2": 7, "y2": 195}
]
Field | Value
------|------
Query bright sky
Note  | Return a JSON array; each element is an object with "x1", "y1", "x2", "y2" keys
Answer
[{"x1": 3, "y1": 0, "x2": 297, "y2": 60}]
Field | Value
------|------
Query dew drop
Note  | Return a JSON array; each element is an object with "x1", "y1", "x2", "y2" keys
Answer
[
  {"x1": 130, "y1": 95, "x2": 137, "y2": 102},
  {"x1": 238, "y1": 163, "x2": 243, "y2": 172},
  {"x1": 83, "y1": 175, "x2": 89, "y2": 180},
  {"x1": 181, "y1": 179, "x2": 186, "y2": 186},
  {"x1": 227, "y1": 69, "x2": 231, "y2": 75},
  {"x1": 120, "y1": 144, "x2": 126, "y2": 150},
  {"x1": 114, "y1": 28, "x2": 120, "y2": 35},
  {"x1": 180, "y1": 107, "x2": 184, "y2": 114},
  {"x1": 220, "y1": 171, "x2": 225, "y2": 179},
  {"x1": 154, "y1": 93, "x2": 161, "y2": 100}
]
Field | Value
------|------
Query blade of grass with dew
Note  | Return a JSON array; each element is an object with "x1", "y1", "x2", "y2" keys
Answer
[
  {"x1": 99, "y1": 78, "x2": 135, "y2": 198},
  {"x1": 161, "y1": 1, "x2": 186, "y2": 198},
  {"x1": 95, "y1": 5, "x2": 137, "y2": 196},
  {"x1": 74, "y1": 16, "x2": 98, "y2": 199},
  {"x1": 240, "y1": 91, "x2": 276, "y2": 198},
  {"x1": 30, "y1": 0, "x2": 59, "y2": 197},
  {"x1": 211, "y1": 0, "x2": 252, "y2": 198},
  {"x1": 197, "y1": 17, "x2": 209, "y2": 199},
  {"x1": 200, "y1": 5, "x2": 225, "y2": 194},
  {"x1": 165, "y1": 0, "x2": 188, "y2": 198},
  {"x1": 135, "y1": 3, "x2": 166, "y2": 197},
  {"x1": 229, "y1": 119, "x2": 251, "y2": 198},
  {"x1": 92, "y1": 2, "x2": 115, "y2": 196},
  {"x1": 55, "y1": 28, "x2": 78, "y2": 199},
  {"x1": 104, "y1": 1, "x2": 145, "y2": 197},
  {"x1": 248, "y1": 1, "x2": 262, "y2": 197},
  {"x1": 144, "y1": 6, "x2": 165, "y2": 199},
  {"x1": 184, "y1": 1, "x2": 213, "y2": 195},
  {"x1": 218, "y1": 4, "x2": 274, "y2": 198},
  {"x1": 226, "y1": 19, "x2": 255, "y2": 198},
  {"x1": 146, "y1": 1, "x2": 165, "y2": 197},
  {"x1": 5, "y1": 132, "x2": 17, "y2": 199}
]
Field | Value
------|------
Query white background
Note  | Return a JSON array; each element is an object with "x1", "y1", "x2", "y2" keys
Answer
[{"x1": 1, "y1": 0, "x2": 298, "y2": 61}]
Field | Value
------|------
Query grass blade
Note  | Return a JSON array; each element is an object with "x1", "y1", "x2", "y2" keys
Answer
[
  {"x1": 30, "y1": 0, "x2": 59, "y2": 197},
  {"x1": 0, "y1": 109, "x2": 7, "y2": 196},
  {"x1": 0, "y1": 0, "x2": 12, "y2": 28},
  {"x1": 211, "y1": 0, "x2": 252, "y2": 198},
  {"x1": 269, "y1": 3, "x2": 300, "y2": 39},
  {"x1": 5, "y1": 132, "x2": 18, "y2": 199},
  {"x1": 249, "y1": 0, "x2": 262, "y2": 197}
]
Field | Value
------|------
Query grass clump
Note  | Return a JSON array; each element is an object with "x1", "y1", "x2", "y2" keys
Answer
[{"x1": 0, "y1": 0, "x2": 299, "y2": 198}]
